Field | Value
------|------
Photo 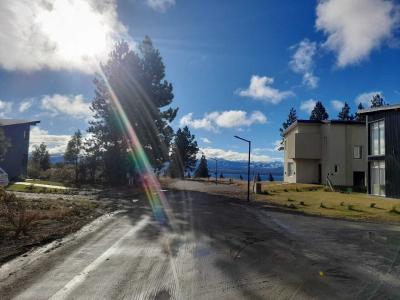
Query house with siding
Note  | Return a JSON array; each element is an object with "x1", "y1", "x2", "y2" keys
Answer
[
  {"x1": 0, "y1": 119, "x2": 40, "y2": 180},
  {"x1": 359, "y1": 105, "x2": 400, "y2": 198},
  {"x1": 283, "y1": 120, "x2": 367, "y2": 188}
]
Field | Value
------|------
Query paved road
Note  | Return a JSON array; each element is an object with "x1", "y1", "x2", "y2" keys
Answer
[{"x1": 1, "y1": 189, "x2": 400, "y2": 299}]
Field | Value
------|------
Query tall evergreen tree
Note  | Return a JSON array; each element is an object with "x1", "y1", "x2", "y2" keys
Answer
[
  {"x1": 169, "y1": 126, "x2": 199, "y2": 178},
  {"x1": 0, "y1": 128, "x2": 11, "y2": 161},
  {"x1": 354, "y1": 103, "x2": 366, "y2": 122},
  {"x1": 88, "y1": 38, "x2": 177, "y2": 184},
  {"x1": 371, "y1": 94, "x2": 385, "y2": 107},
  {"x1": 268, "y1": 172, "x2": 274, "y2": 182},
  {"x1": 64, "y1": 130, "x2": 83, "y2": 183},
  {"x1": 279, "y1": 108, "x2": 297, "y2": 139},
  {"x1": 310, "y1": 101, "x2": 329, "y2": 121},
  {"x1": 337, "y1": 102, "x2": 354, "y2": 120},
  {"x1": 31, "y1": 143, "x2": 50, "y2": 171},
  {"x1": 194, "y1": 154, "x2": 209, "y2": 178}
]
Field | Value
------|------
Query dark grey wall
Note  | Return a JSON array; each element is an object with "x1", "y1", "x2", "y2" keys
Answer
[
  {"x1": 0, "y1": 124, "x2": 30, "y2": 179},
  {"x1": 367, "y1": 109, "x2": 400, "y2": 199}
]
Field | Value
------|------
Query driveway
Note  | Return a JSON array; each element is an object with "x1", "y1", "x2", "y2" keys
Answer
[{"x1": 0, "y1": 188, "x2": 399, "y2": 299}]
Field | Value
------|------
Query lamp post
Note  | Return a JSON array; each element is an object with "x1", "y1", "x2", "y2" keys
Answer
[
  {"x1": 234, "y1": 135, "x2": 251, "y2": 202},
  {"x1": 210, "y1": 158, "x2": 218, "y2": 184}
]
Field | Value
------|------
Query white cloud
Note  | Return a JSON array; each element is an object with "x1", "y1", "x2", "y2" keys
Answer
[
  {"x1": 30, "y1": 127, "x2": 71, "y2": 155},
  {"x1": 355, "y1": 91, "x2": 382, "y2": 106},
  {"x1": 0, "y1": 100, "x2": 13, "y2": 117},
  {"x1": 316, "y1": 0, "x2": 400, "y2": 67},
  {"x1": 41, "y1": 94, "x2": 92, "y2": 120},
  {"x1": 147, "y1": 0, "x2": 175, "y2": 12},
  {"x1": 200, "y1": 137, "x2": 212, "y2": 144},
  {"x1": 331, "y1": 99, "x2": 344, "y2": 111},
  {"x1": 19, "y1": 98, "x2": 34, "y2": 112},
  {"x1": 290, "y1": 39, "x2": 319, "y2": 88},
  {"x1": 300, "y1": 99, "x2": 317, "y2": 114},
  {"x1": 200, "y1": 147, "x2": 281, "y2": 163},
  {"x1": 237, "y1": 75, "x2": 295, "y2": 104},
  {"x1": 0, "y1": 0, "x2": 128, "y2": 74},
  {"x1": 180, "y1": 110, "x2": 267, "y2": 132}
]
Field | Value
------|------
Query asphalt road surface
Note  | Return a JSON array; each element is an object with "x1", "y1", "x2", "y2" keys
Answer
[{"x1": 1, "y1": 189, "x2": 400, "y2": 299}]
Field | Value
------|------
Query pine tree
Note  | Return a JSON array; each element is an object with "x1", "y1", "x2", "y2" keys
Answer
[
  {"x1": 64, "y1": 130, "x2": 83, "y2": 183},
  {"x1": 371, "y1": 94, "x2": 385, "y2": 107},
  {"x1": 256, "y1": 173, "x2": 262, "y2": 182},
  {"x1": 354, "y1": 103, "x2": 366, "y2": 122},
  {"x1": 31, "y1": 143, "x2": 50, "y2": 171},
  {"x1": 194, "y1": 154, "x2": 209, "y2": 178},
  {"x1": 0, "y1": 128, "x2": 11, "y2": 161},
  {"x1": 337, "y1": 102, "x2": 354, "y2": 120},
  {"x1": 169, "y1": 126, "x2": 199, "y2": 178},
  {"x1": 310, "y1": 101, "x2": 329, "y2": 121},
  {"x1": 269, "y1": 172, "x2": 274, "y2": 182},
  {"x1": 239, "y1": 174, "x2": 243, "y2": 180},
  {"x1": 279, "y1": 108, "x2": 297, "y2": 147},
  {"x1": 87, "y1": 38, "x2": 177, "y2": 184},
  {"x1": 220, "y1": 173, "x2": 224, "y2": 179}
]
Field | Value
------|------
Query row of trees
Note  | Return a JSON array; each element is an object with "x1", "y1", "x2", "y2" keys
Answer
[
  {"x1": 28, "y1": 38, "x2": 203, "y2": 184},
  {"x1": 280, "y1": 94, "x2": 387, "y2": 140}
]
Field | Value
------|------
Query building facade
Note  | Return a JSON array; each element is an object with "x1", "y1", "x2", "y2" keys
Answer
[
  {"x1": 0, "y1": 119, "x2": 40, "y2": 180},
  {"x1": 359, "y1": 105, "x2": 400, "y2": 198},
  {"x1": 283, "y1": 120, "x2": 366, "y2": 188}
]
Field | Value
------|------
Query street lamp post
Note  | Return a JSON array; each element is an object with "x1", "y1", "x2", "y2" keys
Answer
[
  {"x1": 210, "y1": 158, "x2": 218, "y2": 184},
  {"x1": 234, "y1": 135, "x2": 251, "y2": 202}
]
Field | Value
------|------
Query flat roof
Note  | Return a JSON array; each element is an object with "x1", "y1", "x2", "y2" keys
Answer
[
  {"x1": 283, "y1": 119, "x2": 365, "y2": 136},
  {"x1": 358, "y1": 104, "x2": 400, "y2": 115},
  {"x1": 0, "y1": 119, "x2": 40, "y2": 126}
]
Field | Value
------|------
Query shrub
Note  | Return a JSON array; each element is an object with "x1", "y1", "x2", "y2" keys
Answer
[
  {"x1": 340, "y1": 202, "x2": 345, "y2": 206},
  {"x1": 389, "y1": 205, "x2": 400, "y2": 214},
  {"x1": 320, "y1": 202, "x2": 327, "y2": 209},
  {"x1": 287, "y1": 203, "x2": 297, "y2": 209},
  {"x1": 287, "y1": 198, "x2": 295, "y2": 202},
  {"x1": 283, "y1": 189, "x2": 288, "y2": 192},
  {"x1": 300, "y1": 201, "x2": 306, "y2": 206},
  {"x1": 370, "y1": 203, "x2": 376, "y2": 208},
  {"x1": 0, "y1": 188, "x2": 41, "y2": 238}
]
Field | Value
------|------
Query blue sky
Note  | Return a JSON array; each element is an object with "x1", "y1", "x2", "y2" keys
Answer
[{"x1": 0, "y1": 0, "x2": 399, "y2": 161}]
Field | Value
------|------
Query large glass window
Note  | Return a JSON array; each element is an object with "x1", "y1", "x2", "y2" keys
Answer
[
  {"x1": 370, "y1": 120, "x2": 385, "y2": 155},
  {"x1": 370, "y1": 161, "x2": 385, "y2": 196}
]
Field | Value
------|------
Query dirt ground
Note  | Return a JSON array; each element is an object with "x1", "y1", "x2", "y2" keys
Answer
[{"x1": 0, "y1": 187, "x2": 143, "y2": 265}]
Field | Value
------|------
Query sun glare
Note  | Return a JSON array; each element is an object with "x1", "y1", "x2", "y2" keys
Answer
[{"x1": 35, "y1": 0, "x2": 114, "y2": 70}]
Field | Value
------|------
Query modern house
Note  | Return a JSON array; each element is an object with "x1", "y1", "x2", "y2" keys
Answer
[
  {"x1": 0, "y1": 119, "x2": 40, "y2": 180},
  {"x1": 283, "y1": 120, "x2": 366, "y2": 188},
  {"x1": 359, "y1": 105, "x2": 400, "y2": 198}
]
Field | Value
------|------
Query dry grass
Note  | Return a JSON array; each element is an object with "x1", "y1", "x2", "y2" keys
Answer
[
  {"x1": 251, "y1": 182, "x2": 400, "y2": 224},
  {"x1": 0, "y1": 189, "x2": 103, "y2": 263}
]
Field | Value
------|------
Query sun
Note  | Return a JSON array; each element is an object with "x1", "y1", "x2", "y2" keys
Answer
[{"x1": 35, "y1": 0, "x2": 116, "y2": 71}]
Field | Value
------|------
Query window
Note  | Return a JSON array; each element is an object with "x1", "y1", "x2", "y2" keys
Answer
[
  {"x1": 370, "y1": 120, "x2": 385, "y2": 155},
  {"x1": 287, "y1": 162, "x2": 294, "y2": 176},
  {"x1": 334, "y1": 164, "x2": 339, "y2": 173},
  {"x1": 370, "y1": 161, "x2": 385, "y2": 196},
  {"x1": 353, "y1": 146, "x2": 362, "y2": 159}
]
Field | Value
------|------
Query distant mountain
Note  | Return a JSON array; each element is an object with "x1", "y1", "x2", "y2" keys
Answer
[
  {"x1": 205, "y1": 159, "x2": 283, "y2": 176},
  {"x1": 50, "y1": 155, "x2": 64, "y2": 164}
]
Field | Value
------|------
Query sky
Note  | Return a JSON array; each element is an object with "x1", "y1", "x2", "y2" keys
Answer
[{"x1": 0, "y1": 0, "x2": 399, "y2": 162}]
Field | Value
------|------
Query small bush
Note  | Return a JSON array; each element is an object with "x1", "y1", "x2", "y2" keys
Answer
[
  {"x1": 283, "y1": 189, "x2": 289, "y2": 192},
  {"x1": 0, "y1": 189, "x2": 41, "y2": 238},
  {"x1": 287, "y1": 203, "x2": 297, "y2": 209},
  {"x1": 323, "y1": 187, "x2": 331, "y2": 192},
  {"x1": 340, "y1": 202, "x2": 345, "y2": 206},
  {"x1": 370, "y1": 203, "x2": 376, "y2": 208},
  {"x1": 287, "y1": 198, "x2": 295, "y2": 202},
  {"x1": 300, "y1": 201, "x2": 306, "y2": 206},
  {"x1": 389, "y1": 205, "x2": 400, "y2": 214},
  {"x1": 320, "y1": 202, "x2": 327, "y2": 209}
]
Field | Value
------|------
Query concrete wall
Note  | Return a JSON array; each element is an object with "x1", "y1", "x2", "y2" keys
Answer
[
  {"x1": 284, "y1": 122, "x2": 367, "y2": 186},
  {"x1": 0, "y1": 124, "x2": 30, "y2": 179}
]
